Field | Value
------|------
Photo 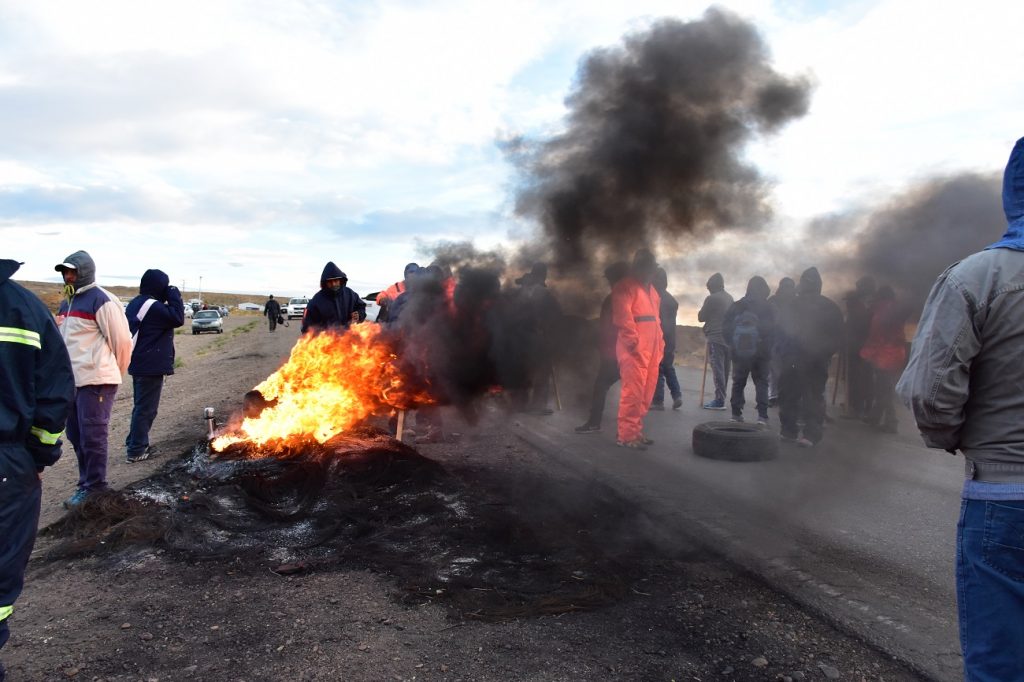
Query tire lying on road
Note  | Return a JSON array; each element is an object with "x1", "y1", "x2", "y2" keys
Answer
[{"x1": 692, "y1": 421, "x2": 779, "y2": 462}]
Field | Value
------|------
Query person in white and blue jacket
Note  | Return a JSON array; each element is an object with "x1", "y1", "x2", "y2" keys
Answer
[
  {"x1": 0, "y1": 258, "x2": 74, "y2": 679},
  {"x1": 124, "y1": 269, "x2": 184, "y2": 463},
  {"x1": 54, "y1": 250, "x2": 132, "y2": 507}
]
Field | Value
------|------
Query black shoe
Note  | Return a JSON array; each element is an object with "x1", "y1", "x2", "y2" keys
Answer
[
  {"x1": 574, "y1": 423, "x2": 601, "y2": 434},
  {"x1": 672, "y1": 397, "x2": 683, "y2": 410},
  {"x1": 649, "y1": 403, "x2": 665, "y2": 411},
  {"x1": 126, "y1": 445, "x2": 155, "y2": 463},
  {"x1": 767, "y1": 397, "x2": 778, "y2": 408},
  {"x1": 525, "y1": 407, "x2": 554, "y2": 416}
]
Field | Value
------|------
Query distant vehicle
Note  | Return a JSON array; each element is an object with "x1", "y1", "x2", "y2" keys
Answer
[
  {"x1": 191, "y1": 309, "x2": 223, "y2": 335},
  {"x1": 183, "y1": 306, "x2": 193, "y2": 319},
  {"x1": 287, "y1": 297, "x2": 309, "y2": 320},
  {"x1": 237, "y1": 302, "x2": 262, "y2": 311}
]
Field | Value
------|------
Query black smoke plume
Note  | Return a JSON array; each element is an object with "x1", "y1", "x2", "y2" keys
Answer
[
  {"x1": 509, "y1": 6, "x2": 810, "y2": 272},
  {"x1": 815, "y1": 172, "x2": 1003, "y2": 310}
]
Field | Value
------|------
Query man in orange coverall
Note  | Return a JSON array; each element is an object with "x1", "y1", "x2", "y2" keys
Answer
[{"x1": 612, "y1": 249, "x2": 664, "y2": 450}]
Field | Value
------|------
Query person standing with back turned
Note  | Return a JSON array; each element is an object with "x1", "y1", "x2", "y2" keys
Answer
[
  {"x1": 698, "y1": 272, "x2": 733, "y2": 410},
  {"x1": 897, "y1": 136, "x2": 1024, "y2": 681},
  {"x1": 263, "y1": 295, "x2": 281, "y2": 332}
]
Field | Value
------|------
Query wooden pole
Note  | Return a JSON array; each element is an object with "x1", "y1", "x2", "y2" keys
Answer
[
  {"x1": 551, "y1": 365, "x2": 562, "y2": 411},
  {"x1": 699, "y1": 344, "x2": 709, "y2": 406},
  {"x1": 396, "y1": 409, "x2": 406, "y2": 441}
]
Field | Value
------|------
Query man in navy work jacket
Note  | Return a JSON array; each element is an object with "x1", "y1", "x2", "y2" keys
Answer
[
  {"x1": 0, "y1": 258, "x2": 75, "y2": 680},
  {"x1": 124, "y1": 269, "x2": 185, "y2": 463},
  {"x1": 301, "y1": 261, "x2": 367, "y2": 334}
]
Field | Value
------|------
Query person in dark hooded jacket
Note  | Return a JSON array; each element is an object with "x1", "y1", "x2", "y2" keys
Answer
[
  {"x1": 767, "y1": 277, "x2": 795, "y2": 406},
  {"x1": 651, "y1": 267, "x2": 683, "y2": 411},
  {"x1": 301, "y1": 262, "x2": 367, "y2": 334},
  {"x1": 124, "y1": 269, "x2": 184, "y2": 462},
  {"x1": 263, "y1": 295, "x2": 282, "y2": 332},
  {"x1": 842, "y1": 276, "x2": 877, "y2": 420},
  {"x1": 0, "y1": 259, "x2": 74, "y2": 672},
  {"x1": 774, "y1": 267, "x2": 843, "y2": 446},
  {"x1": 723, "y1": 276, "x2": 775, "y2": 425}
]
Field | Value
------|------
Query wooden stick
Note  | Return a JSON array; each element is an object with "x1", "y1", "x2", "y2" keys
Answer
[
  {"x1": 831, "y1": 354, "x2": 841, "y2": 406},
  {"x1": 699, "y1": 344, "x2": 709, "y2": 405},
  {"x1": 551, "y1": 365, "x2": 562, "y2": 411},
  {"x1": 396, "y1": 409, "x2": 406, "y2": 441}
]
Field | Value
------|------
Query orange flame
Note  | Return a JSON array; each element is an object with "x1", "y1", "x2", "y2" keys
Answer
[{"x1": 211, "y1": 324, "x2": 433, "y2": 452}]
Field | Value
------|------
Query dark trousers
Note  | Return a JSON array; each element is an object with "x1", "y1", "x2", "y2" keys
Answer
[
  {"x1": 707, "y1": 341, "x2": 730, "y2": 403},
  {"x1": 585, "y1": 358, "x2": 620, "y2": 427},
  {"x1": 867, "y1": 366, "x2": 898, "y2": 428},
  {"x1": 730, "y1": 355, "x2": 770, "y2": 419},
  {"x1": 126, "y1": 375, "x2": 165, "y2": 457},
  {"x1": 66, "y1": 384, "x2": 117, "y2": 492},
  {"x1": 268, "y1": 314, "x2": 277, "y2": 332},
  {"x1": 0, "y1": 444, "x2": 43, "y2": 653},
  {"x1": 653, "y1": 349, "x2": 682, "y2": 405},
  {"x1": 846, "y1": 351, "x2": 873, "y2": 417},
  {"x1": 778, "y1": 358, "x2": 829, "y2": 442}
]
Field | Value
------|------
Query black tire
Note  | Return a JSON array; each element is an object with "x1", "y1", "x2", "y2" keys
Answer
[
  {"x1": 218, "y1": 329, "x2": 223, "y2": 334},
  {"x1": 192, "y1": 330, "x2": 197, "y2": 335},
  {"x1": 692, "y1": 421, "x2": 779, "y2": 462}
]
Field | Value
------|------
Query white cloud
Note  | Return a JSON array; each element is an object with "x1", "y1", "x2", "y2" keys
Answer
[{"x1": 2, "y1": 0, "x2": 1022, "y2": 296}]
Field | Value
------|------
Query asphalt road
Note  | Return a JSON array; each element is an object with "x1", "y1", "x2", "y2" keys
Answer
[{"x1": 515, "y1": 363, "x2": 963, "y2": 681}]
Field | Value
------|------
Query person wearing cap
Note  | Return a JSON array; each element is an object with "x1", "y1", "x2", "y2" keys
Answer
[
  {"x1": 376, "y1": 263, "x2": 419, "y2": 324},
  {"x1": 53, "y1": 250, "x2": 132, "y2": 508},
  {"x1": 301, "y1": 261, "x2": 367, "y2": 334},
  {"x1": 611, "y1": 249, "x2": 664, "y2": 449},
  {"x1": 897, "y1": 137, "x2": 1024, "y2": 680},
  {"x1": 124, "y1": 269, "x2": 185, "y2": 463},
  {"x1": 0, "y1": 258, "x2": 74, "y2": 678},
  {"x1": 575, "y1": 261, "x2": 629, "y2": 433}
]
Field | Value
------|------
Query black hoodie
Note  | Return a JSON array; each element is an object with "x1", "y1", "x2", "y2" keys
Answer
[
  {"x1": 302, "y1": 261, "x2": 367, "y2": 333},
  {"x1": 775, "y1": 267, "x2": 844, "y2": 361},
  {"x1": 125, "y1": 269, "x2": 185, "y2": 376}
]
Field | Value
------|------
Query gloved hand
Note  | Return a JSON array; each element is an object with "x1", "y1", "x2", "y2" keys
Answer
[{"x1": 26, "y1": 437, "x2": 63, "y2": 469}]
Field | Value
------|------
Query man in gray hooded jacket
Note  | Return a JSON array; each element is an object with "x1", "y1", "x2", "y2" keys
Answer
[
  {"x1": 698, "y1": 273, "x2": 732, "y2": 409},
  {"x1": 897, "y1": 136, "x2": 1024, "y2": 680}
]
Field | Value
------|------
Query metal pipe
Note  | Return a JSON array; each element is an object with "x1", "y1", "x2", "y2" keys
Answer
[{"x1": 204, "y1": 407, "x2": 215, "y2": 440}]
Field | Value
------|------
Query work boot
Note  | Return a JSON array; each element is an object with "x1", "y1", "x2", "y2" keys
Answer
[
  {"x1": 574, "y1": 422, "x2": 601, "y2": 434},
  {"x1": 672, "y1": 397, "x2": 683, "y2": 410},
  {"x1": 649, "y1": 403, "x2": 665, "y2": 411},
  {"x1": 616, "y1": 439, "x2": 647, "y2": 451}
]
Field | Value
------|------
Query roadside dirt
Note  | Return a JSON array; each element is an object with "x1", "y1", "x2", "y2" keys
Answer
[{"x1": 4, "y1": 313, "x2": 922, "y2": 681}]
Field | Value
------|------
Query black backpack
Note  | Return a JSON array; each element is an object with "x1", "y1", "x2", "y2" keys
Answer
[{"x1": 732, "y1": 310, "x2": 760, "y2": 360}]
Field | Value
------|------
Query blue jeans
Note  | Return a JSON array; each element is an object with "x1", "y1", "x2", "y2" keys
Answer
[
  {"x1": 126, "y1": 375, "x2": 165, "y2": 457},
  {"x1": 653, "y1": 349, "x2": 681, "y2": 405},
  {"x1": 957, "y1": 498, "x2": 1024, "y2": 681},
  {"x1": 66, "y1": 384, "x2": 117, "y2": 491}
]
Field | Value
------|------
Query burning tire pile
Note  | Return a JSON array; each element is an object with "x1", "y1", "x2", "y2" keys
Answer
[{"x1": 40, "y1": 429, "x2": 638, "y2": 621}]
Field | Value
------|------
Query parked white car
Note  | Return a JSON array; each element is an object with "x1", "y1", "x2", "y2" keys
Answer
[
  {"x1": 286, "y1": 297, "x2": 309, "y2": 320},
  {"x1": 191, "y1": 309, "x2": 223, "y2": 335}
]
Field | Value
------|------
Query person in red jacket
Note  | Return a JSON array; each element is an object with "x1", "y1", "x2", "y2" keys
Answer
[
  {"x1": 612, "y1": 249, "x2": 664, "y2": 449},
  {"x1": 860, "y1": 285, "x2": 908, "y2": 433}
]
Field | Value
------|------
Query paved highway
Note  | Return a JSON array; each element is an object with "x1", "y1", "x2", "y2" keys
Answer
[{"x1": 515, "y1": 364, "x2": 963, "y2": 680}]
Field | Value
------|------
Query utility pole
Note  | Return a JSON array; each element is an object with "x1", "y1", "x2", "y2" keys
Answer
[{"x1": 199, "y1": 276, "x2": 203, "y2": 303}]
